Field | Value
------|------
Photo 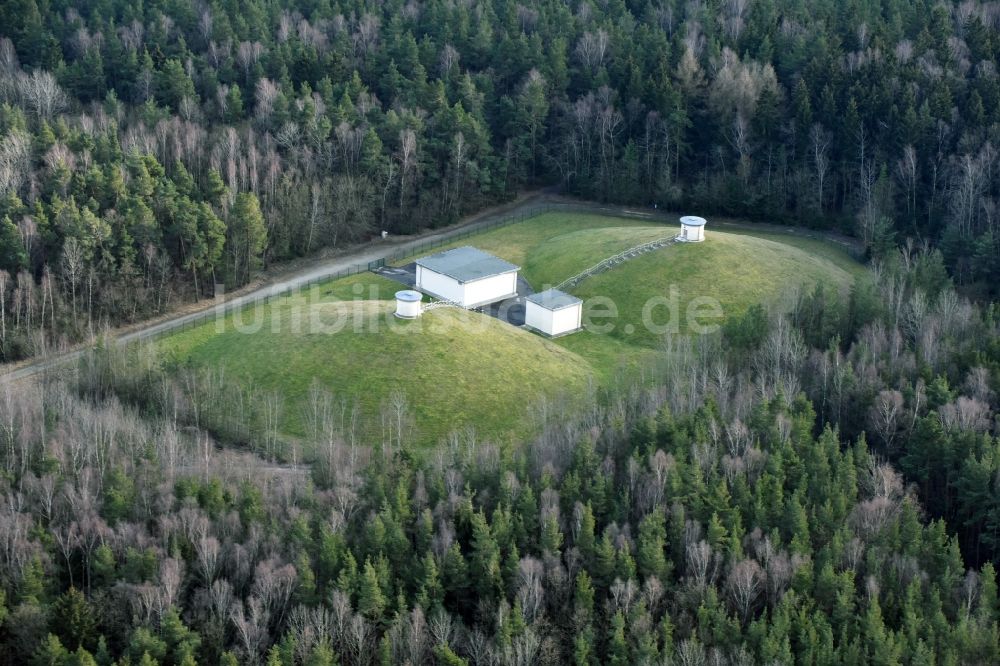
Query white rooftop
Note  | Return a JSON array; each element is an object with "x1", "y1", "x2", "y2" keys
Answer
[
  {"x1": 415, "y1": 246, "x2": 519, "y2": 283},
  {"x1": 527, "y1": 288, "x2": 582, "y2": 311}
]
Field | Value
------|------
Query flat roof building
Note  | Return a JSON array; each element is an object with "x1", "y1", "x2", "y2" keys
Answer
[
  {"x1": 525, "y1": 288, "x2": 583, "y2": 337},
  {"x1": 414, "y1": 246, "x2": 520, "y2": 308}
]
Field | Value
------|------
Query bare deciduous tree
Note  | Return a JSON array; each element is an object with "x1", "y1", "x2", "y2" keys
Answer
[
  {"x1": 939, "y1": 396, "x2": 991, "y2": 433},
  {"x1": 397, "y1": 129, "x2": 417, "y2": 214},
  {"x1": 439, "y1": 44, "x2": 459, "y2": 78},
  {"x1": 726, "y1": 558, "x2": 765, "y2": 623},
  {"x1": 60, "y1": 238, "x2": 85, "y2": 321},
  {"x1": 231, "y1": 596, "x2": 270, "y2": 664},
  {"x1": 868, "y1": 389, "x2": 904, "y2": 450},
  {"x1": 810, "y1": 124, "x2": 831, "y2": 211},
  {"x1": 0, "y1": 130, "x2": 31, "y2": 196},
  {"x1": 17, "y1": 70, "x2": 68, "y2": 120},
  {"x1": 575, "y1": 30, "x2": 609, "y2": 73}
]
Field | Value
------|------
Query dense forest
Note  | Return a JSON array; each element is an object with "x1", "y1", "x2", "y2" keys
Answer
[
  {"x1": 1, "y1": 244, "x2": 1000, "y2": 663},
  {"x1": 1, "y1": 0, "x2": 1000, "y2": 361},
  {"x1": 4, "y1": 0, "x2": 1000, "y2": 663}
]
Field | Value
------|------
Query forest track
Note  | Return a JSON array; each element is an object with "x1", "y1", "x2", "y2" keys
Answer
[{"x1": 0, "y1": 193, "x2": 863, "y2": 383}]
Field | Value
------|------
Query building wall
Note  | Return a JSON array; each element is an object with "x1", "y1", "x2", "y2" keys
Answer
[
  {"x1": 683, "y1": 224, "x2": 705, "y2": 241},
  {"x1": 463, "y1": 272, "x2": 517, "y2": 307},
  {"x1": 551, "y1": 303, "x2": 583, "y2": 335},
  {"x1": 525, "y1": 301, "x2": 554, "y2": 333},
  {"x1": 416, "y1": 266, "x2": 464, "y2": 303},
  {"x1": 395, "y1": 298, "x2": 422, "y2": 318},
  {"x1": 526, "y1": 302, "x2": 582, "y2": 336}
]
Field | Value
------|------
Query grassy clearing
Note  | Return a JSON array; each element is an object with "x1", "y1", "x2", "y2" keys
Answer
[
  {"x1": 158, "y1": 211, "x2": 863, "y2": 447},
  {"x1": 718, "y1": 227, "x2": 868, "y2": 279},
  {"x1": 571, "y1": 230, "x2": 859, "y2": 348},
  {"x1": 159, "y1": 296, "x2": 592, "y2": 446},
  {"x1": 394, "y1": 212, "x2": 662, "y2": 285}
]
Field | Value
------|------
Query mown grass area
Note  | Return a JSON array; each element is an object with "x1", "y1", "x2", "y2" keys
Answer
[
  {"x1": 571, "y1": 230, "x2": 859, "y2": 348},
  {"x1": 401, "y1": 211, "x2": 861, "y2": 369},
  {"x1": 158, "y1": 211, "x2": 863, "y2": 447},
  {"x1": 158, "y1": 293, "x2": 593, "y2": 447},
  {"x1": 394, "y1": 212, "x2": 665, "y2": 285}
]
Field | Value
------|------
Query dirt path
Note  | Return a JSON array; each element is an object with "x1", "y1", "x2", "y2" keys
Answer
[{"x1": 0, "y1": 193, "x2": 863, "y2": 382}]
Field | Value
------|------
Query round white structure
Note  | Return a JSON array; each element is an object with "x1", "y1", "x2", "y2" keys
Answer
[
  {"x1": 679, "y1": 216, "x2": 707, "y2": 242},
  {"x1": 394, "y1": 290, "x2": 423, "y2": 318}
]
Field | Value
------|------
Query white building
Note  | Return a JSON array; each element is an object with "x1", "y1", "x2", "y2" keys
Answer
[
  {"x1": 414, "y1": 246, "x2": 519, "y2": 308},
  {"x1": 525, "y1": 289, "x2": 583, "y2": 337},
  {"x1": 679, "y1": 216, "x2": 707, "y2": 242}
]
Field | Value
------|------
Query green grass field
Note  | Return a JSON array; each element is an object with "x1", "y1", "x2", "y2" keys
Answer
[
  {"x1": 158, "y1": 211, "x2": 863, "y2": 448},
  {"x1": 160, "y1": 297, "x2": 592, "y2": 446},
  {"x1": 571, "y1": 230, "x2": 859, "y2": 348}
]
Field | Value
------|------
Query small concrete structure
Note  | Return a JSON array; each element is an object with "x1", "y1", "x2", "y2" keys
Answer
[
  {"x1": 394, "y1": 290, "x2": 423, "y2": 318},
  {"x1": 679, "y1": 216, "x2": 707, "y2": 242},
  {"x1": 414, "y1": 246, "x2": 520, "y2": 308},
  {"x1": 525, "y1": 289, "x2": 583, "y2": 337}
]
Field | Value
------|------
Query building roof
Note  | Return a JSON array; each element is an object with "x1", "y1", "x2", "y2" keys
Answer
[
  {"x1": 395, "y1": 290, "x2": 422, "y2": 302},
  {"x1": 527, "y1": 288, "x2": 582, "y2": 311},
  {"x1": 680, "y1": 216, "x2": 707, "y2": 227},
  {"x1": 415, "y1": 246, "x2": 519, "y2": 282}
]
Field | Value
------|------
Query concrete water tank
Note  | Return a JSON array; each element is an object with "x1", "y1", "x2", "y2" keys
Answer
[
  {"x1": 679, "y1": 216, "x2": 707, "y2": 242},
  {"x1": 395, "y1": 290, "x2": 423, "y2": 318}
]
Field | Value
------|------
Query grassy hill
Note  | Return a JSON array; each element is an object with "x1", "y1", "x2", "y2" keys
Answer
[
  {"x1": 159, "y1": 289, "x2": 592, "y2": 447},
  {"x1": 157, "y1": 211, "x2": 863, "y2": 448},
  {"x1": 569, "y1": 230, "x2": 860, "y2": 349},
  {"x1": 402, "y1": 211, "x2": 862, "y2": 377}
]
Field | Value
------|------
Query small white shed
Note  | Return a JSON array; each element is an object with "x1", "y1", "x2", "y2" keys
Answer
[
  {"x1": 415, "y1": 246, "x2": 520, "y2": 308},
  {"x1": 525, "y1": 289, "x2": 583, "y2": 337},
  {"x1": 680, "y1": 216, "x2": 707, "y2": 242}
]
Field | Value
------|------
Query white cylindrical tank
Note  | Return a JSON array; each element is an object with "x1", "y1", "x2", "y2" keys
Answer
[
  {"x1": 679, "y1": 216, "x2": 707, "y2": 242},
  {"x1": 395, "y1": 290, "x2": 423, "y2": 318}
]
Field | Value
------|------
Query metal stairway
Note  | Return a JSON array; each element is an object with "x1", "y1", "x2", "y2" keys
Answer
[
  {"x1": 422, "y1": 297, "x2": 469, "y2": 312},
  {"x1": 553, "y1": 234, "x2": 680, "y2": 291}
]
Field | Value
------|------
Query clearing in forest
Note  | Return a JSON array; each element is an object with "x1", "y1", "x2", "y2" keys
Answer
[{"x1": 157, "y1": 211, "x2": 862, "y2": 448}]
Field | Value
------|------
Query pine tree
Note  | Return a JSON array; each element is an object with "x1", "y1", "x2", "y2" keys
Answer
[
  {"x1": 637, "y1": 511, "x2": 670, "y2": 581},
  {"x1": 576, "y1": 502, "x2": 596, "y2": 562},
  {"x1": 470, "y1": 511, "x2": 502, "y2": 602},
  {"x1": 0, "y1": 216, "x2": 27, "y2": 273},
  {"x1": 33, "y1": 633, "x2": 70, "y2": 666},
  {"x1": 540, "y1": 514, "x2": 563, "y2": 555},
  {"x1": 572, "y1": 629, "x2": 594, "y2": 666},
  {"x1": 52, "y1": 588, "x2": 96, "y2": 651},
  {"x1": 227, "y1": 192, "x2": 268, "y2": 286},
  {"x1": 357, "y1": 560, "x2": 386, "y2": 621},
  {"x1": 593, "y1": 533, "x2": 616, "y2": 589},
  {"x1": 792, "y1": 78, "x2": 813, "y2": 131},
  {"x1": 417, "y1": 551, "x2": 443, "y2": 609},
  {"x1": 304, "y1": 641, "x2": 336, "y2": 666},
  {"x1": 607, "y1": 611, "x2": 629, "y2": 666}
]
